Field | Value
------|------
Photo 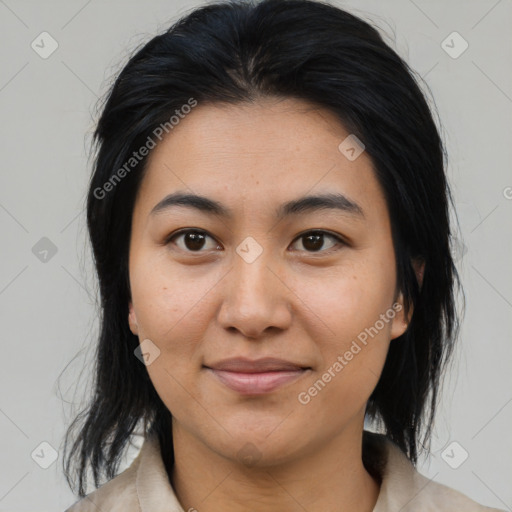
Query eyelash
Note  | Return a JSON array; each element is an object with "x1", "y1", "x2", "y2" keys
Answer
[{"x1": 165, "y1": 229, "x2": 346, "y2": 255}]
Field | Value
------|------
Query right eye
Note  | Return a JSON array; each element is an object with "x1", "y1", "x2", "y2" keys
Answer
[{"x1": 165, "y1": 229, "x2": 223, "y2": 253}]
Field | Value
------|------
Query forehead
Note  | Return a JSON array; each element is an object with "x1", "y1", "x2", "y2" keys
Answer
[{"x1": 136, "y1": 97, "x2": 385, "y2": 220}]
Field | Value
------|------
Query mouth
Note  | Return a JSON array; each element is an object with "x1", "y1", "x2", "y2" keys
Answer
[{"x1": 203, "y1": 357, "x2": 312, "y2": 395}]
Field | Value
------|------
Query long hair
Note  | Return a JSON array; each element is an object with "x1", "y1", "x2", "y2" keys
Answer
[{"x1": 63, "y1": 0, "x2": 461, "y2": 497}]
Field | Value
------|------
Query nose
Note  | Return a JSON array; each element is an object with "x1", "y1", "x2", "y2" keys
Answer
[{"x1": 217, "y1": 250, "x2": 292, "y2": 340}]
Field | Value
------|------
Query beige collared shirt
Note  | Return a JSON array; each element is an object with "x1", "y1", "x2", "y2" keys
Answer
[{"x1": 65, "y1": 430, "x2": 504, "y2": 511}]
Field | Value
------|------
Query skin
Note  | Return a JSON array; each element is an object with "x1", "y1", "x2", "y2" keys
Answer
[{"x1": 127, "y1": 97, "x2": 419, "y2": 512}]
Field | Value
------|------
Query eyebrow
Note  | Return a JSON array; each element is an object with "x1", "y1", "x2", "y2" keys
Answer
[{"x1": 150, "y1": 191, "x2": 364, "y2": 220}]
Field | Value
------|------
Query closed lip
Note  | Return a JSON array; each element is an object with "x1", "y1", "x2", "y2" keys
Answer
[
  {"x1": 204, "y1": 357, "x2": 311, "y2": 373},
  {"x1": 204, "y1": 357, "x2": 311, "y2": 395}
]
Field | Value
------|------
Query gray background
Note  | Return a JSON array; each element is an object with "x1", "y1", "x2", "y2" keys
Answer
[{"x1": 0, "y1": 0, "x2": 511, "y2": 510}]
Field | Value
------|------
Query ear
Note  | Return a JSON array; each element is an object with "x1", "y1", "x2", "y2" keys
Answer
[
  {"x1": 128, "y1": 301, "x2": 139, "y2": 335},
  {"x1": 413, "y1": 258, "x2": 425, "y2": 290},
  {"x1": 390, "y1": 258, "x2": 425, "y2": 341}
]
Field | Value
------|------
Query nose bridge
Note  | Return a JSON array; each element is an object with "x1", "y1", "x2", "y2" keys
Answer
[
  {"x1": 217, "y1": 237, "x2": 291, "y2": 338},
  {"x1": 234, "y1": 243, "x2": 272, "y2": 297}
]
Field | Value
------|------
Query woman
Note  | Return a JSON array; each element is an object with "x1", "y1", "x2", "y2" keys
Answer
[{"x1": 63, "y1": 0, "x2": 505, "y2": 510}]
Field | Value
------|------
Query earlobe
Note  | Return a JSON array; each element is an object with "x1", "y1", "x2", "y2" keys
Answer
[
  {"x1": 390, "y1": 259, "x2": 425, "y2": 341},
  {"x1": 128, "y1": 302, "x2": 139, "y2": 335},
  {"x1": 390, "y1": 294, "x2": 409, "y2": 341}
]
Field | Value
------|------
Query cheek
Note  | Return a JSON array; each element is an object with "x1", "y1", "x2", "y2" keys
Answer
[
  {"x1": 300, "y1": 258, "x2": 396, "y2": 394},
  {"x1": 303, "y1": 261, "x2": 396, "y2": 342},
  {"x1": 129, "y1": 260, "x2": 213, "y2": 417},
  {"x1": 129, "y1": 255, "x2": 221, "y2": 356}
]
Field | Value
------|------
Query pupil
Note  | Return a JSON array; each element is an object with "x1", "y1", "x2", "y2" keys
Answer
[
  {"x1": 185, "y1": 232, "x2": 205, "y2": 251},
  {"x1": 304, "y1": 233, "x2": 323, "y2": 251}
]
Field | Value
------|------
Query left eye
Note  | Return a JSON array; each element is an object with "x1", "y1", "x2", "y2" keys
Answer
[
  {"x1": 166, "y1": 229, "x2": 344, "y2": 254},
  {"x1": 290, "y1": 230, "x2": 344, "y2": 253}
]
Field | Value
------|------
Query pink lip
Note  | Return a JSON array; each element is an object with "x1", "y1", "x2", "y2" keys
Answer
[
  {"x1": 204, "y1": 357, "x2": 311, "y2": 395},
  {"x1": 207, "y1": 368, "x2": 308, "y2": 395}
]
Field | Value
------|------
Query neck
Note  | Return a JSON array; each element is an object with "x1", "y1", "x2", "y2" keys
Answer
[{"x1": 170, "y1": 419, "x2": 380, "y2": 512}]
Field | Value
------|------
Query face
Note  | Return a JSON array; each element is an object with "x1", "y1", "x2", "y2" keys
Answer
[{"x1": 128, "y1": 97, "x2": 410, "y2": 466}]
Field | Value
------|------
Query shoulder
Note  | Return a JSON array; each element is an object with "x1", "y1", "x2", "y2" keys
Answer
[
  {"x1": 64, "y1": 450, "x2": 142, "y2": 512},
  {"x1": 396, "y1": 467, "x2": 505, "y2": 511},
  {"x1": 363, "y1": 431, "x2": 505, "y2": 512},
  {"x1": 64, "y1": 432, "x2": 185, "y2": 512},
  {"x1": 410, "y1": 476, "x2": 504, "y2": 511}
]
